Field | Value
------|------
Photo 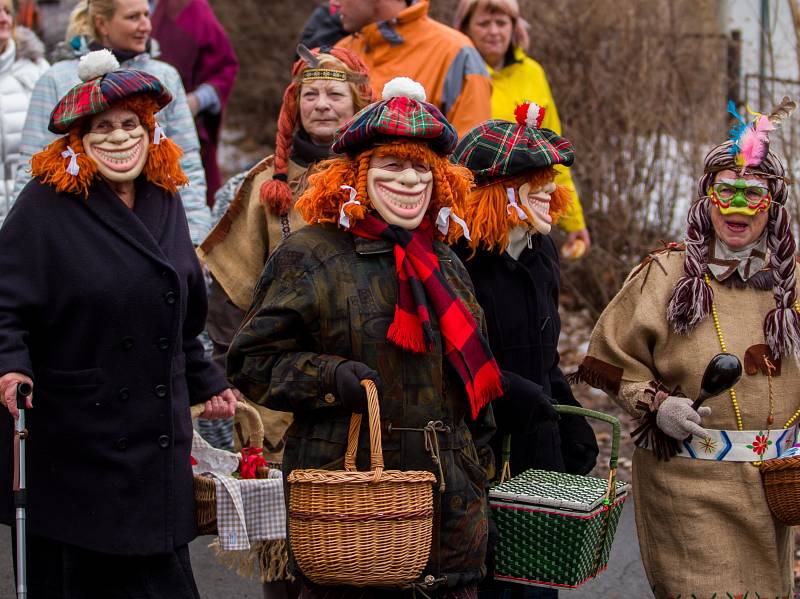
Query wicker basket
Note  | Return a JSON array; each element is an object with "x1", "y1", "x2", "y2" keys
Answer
[
  {"x1": 759, "y1": 454, "x2": 800, "y2": 525},
  {"x1": 490, "y1": 405, "x2": 629, "y2": 589},
  {"x1": 287, "y1": 380, "x2": 437, "y2": 587},
  {"x1": 191, "y1": 400, "x2": 265, "y2": 535}
]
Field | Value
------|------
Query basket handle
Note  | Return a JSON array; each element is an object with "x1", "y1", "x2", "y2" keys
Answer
[
  {"x1": 343, "y1": 380, "x2": 384, "y2": 482},
  {"x1": 555, "y1": 404, "x2": 621, "y2": 505},
  {"x1": 190, "y1": 399, "x2": 265, "y2": 449},
  {"x1": 499, "y1": 404, "x2": 622, "y2": 504}
]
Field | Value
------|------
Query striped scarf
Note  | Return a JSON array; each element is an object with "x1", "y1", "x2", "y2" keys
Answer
[{"x1": 350, "y1": 214, "x2": 503, "y2": 419}]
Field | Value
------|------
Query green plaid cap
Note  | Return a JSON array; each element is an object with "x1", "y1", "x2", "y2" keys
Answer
[
  {"x1": 333, "y1": 95, "x2": 457, "y2": 156},
  {"x1": 452, "y1": 119, "x2": 574, "y2": 185}
]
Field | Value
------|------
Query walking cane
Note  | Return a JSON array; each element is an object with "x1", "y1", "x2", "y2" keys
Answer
[{"x1": 14, "y1": 381, "x2": 32, "y2": 599}]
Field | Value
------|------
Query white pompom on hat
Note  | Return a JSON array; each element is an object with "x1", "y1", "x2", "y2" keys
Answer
[
  {"x1": 77, "y1": 49, "x2": 120, "y2": 82},
  {"x1": 381, "y1": 77, "x2": 427, "y2": 102}
]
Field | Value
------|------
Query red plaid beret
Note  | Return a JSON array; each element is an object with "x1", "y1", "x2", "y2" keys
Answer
[
  {"x1": 452, "y1": 103, "x2": 574, "y2": 185},
  {"x1": 332, "y1": 78, "x2": 457, "y2": 156},
  {"x1": 49, "y1": 68, "x2": 172, "y2": 134}
]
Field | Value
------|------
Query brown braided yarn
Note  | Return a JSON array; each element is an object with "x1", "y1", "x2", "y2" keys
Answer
[
  {"x1": 287, "y1": 380, "x2": 436, "y2": 587},
  {"x1": 667, "y1": 197, "x2": 713, "y2": 334},
  {"x1": 260, "y1": 47, "x2": 373, "y2": 216},
  {"x1": 764, "y1": 202, "x2": 800, "y2": 357}
]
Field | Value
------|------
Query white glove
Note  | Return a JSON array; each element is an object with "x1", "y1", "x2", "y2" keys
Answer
[{"x1": 656, "y1": 396, "x2": 711, "y2": 441}]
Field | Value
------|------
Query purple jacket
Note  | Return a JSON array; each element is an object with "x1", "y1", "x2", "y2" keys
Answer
[{"x1": 152, "y1": 0, "x2": 239, "y2": 205}]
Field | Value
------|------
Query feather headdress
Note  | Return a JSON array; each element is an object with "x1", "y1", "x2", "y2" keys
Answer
[{"x1": 728, "y1": 97, "x2": 797, "y2": 174}]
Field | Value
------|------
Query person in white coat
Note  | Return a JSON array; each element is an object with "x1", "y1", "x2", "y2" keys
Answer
[{"x1": 0, "y1": 0, "x2": 48, "y2": 223}]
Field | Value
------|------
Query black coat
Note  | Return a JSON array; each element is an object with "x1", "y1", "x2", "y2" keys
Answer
[
  {"x1": 0, "y1": 177, "x2": 227, "y2": 555},
  {"x1": 456, "y1": 235, "x2": 598, "y2": 476}
]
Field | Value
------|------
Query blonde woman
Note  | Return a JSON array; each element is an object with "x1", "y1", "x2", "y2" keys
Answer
[
  {"x1": 12, "y1": 0, "x2": 211, "y2": 244},
  {"x1": 0, "y1": 0, "x2": 48, "y2": 222},
  {"x1": 454, "y1": 0, "x2": 590, "y2": 257}
]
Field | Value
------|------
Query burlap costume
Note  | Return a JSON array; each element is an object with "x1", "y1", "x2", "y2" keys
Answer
[
  {"x1": 197, "y1": 155, "x2": 307, "y2": 463},
  {"x1": 582, "y1": 247, "x2": 795, "y2": 598},
  {"x1": 199, "y1": 156, "x2": 308, "y2": 313}
]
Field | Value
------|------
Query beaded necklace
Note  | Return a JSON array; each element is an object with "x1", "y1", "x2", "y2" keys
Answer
[{"x1": 704, "y1": 273, "x2": 800, "y2": 432}]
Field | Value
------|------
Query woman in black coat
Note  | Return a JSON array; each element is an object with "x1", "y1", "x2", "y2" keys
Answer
[
  {"x1": 451, "y1": 106, "x2": 598, "y2": 599},
  {"x1": 0, "y1": 51, "x2": 235, "y2": 598}
]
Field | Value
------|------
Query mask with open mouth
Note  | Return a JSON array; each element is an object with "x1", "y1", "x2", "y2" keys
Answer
[
  {"x1": 82, "y1": 107, "x2": 149, "y2": 183},
  {"x1": 366, "y1": 154, "x2": 433, "y2": 230},
  {"x1": 517, "y1": 181, "x2": 556, "y2": 235}
]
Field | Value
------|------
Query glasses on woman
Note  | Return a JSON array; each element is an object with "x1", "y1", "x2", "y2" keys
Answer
[{"x1": 711, "y1": 179, "x2": 771, "y2": 212}]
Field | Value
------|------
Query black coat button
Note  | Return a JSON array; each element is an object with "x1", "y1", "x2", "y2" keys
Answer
[
  {"x1": 157, "y1": 337, "x2": 169, "y2": 351},
  {"x1": 118, "y1": 387, "x2": 130, "y2": 401},
  {"x1": 158, "y1": 435, "x2": 170, "y2": 448},
  {"x1": 164, "y1": 291, "x2": 177, "y2": 305},
  {"x1": 154, "y1": 385, "x2": 168, "y2": 398},
  {"x1": 115, "y1": 437, "x2": 128, "y2": 451},
  {"x1": 122, "y1": 336, "x2": 134, "y2": 350}
]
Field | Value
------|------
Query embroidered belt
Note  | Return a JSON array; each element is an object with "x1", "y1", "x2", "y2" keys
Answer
[{"x1": 668, "y1": 424, "x2": 799, "y2": 462}]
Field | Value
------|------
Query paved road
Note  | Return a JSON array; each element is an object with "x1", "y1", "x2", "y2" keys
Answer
[{"x1": 0, "y1": 497, "x2": 650, "y2": 598}]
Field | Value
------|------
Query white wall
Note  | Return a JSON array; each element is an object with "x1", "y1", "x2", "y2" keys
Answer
[{"x1": 723, "y1": 0, "x2": 798, "y2": 86}]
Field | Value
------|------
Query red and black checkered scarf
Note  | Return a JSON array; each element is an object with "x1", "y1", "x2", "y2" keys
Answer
[{"x1": 350, "y1": 214, "x2": 503, "y2": 419}]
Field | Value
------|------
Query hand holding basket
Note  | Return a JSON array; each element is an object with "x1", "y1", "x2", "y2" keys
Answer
[
  {"x1": 287, "y1": 380, "x2": 437, "y2": 587},
  {"x1": 191, "y1": 400, "x2": 266, "y2": 535}
]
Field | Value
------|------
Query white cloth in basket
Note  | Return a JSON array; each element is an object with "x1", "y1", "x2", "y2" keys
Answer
[{"x1": 192, "y1": 430, "x2": 286, "y2": 550}]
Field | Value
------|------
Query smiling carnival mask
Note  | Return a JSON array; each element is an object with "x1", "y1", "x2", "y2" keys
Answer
[
  {"x1": 83, "y1": 107, "x2": 150, "y2": 183},
  {"x1": 515, "y1": 180, "x2": 557, "y2": 235},
  {"x1": 367, "y1": 154, "x2": 433, "y2": 229}
]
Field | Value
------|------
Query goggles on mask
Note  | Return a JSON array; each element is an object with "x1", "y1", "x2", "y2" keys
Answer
[{"x1": 710, "y1": 178, "x2": 771, "y2": 216}]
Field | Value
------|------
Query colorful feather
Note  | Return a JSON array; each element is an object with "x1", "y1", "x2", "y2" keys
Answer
[
  {"x1": 727, "y1": 100, "x2": 748, "y2": 156},
  {"x1": 738, "y1": 115, "x2": 774, "y2": 168}
]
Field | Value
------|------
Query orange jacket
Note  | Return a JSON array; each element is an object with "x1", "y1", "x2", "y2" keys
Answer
[{"x1": 337, "y1": 0, "x2": 491, "y2": 138}]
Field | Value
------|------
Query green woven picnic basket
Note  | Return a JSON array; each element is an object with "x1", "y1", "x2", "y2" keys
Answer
[{"x1": 489, "y1": 405, "x2": 629, "y2": 589}]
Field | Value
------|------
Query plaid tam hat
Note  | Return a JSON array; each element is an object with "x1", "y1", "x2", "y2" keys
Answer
[
  {"x1": 332, "y1": 77, "x2": 457, "y2": 156},
  {"x1": 452, "y1": 102, "x2": 574, "y2": 185},
  {"x1": 49, "y1": 50, "x2": 172, "y2": 134}
]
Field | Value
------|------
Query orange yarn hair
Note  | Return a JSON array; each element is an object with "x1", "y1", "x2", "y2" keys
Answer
[
  {"x1": 295, "y1": 140, "x2": 474, "y2": 238},
  {"x1": 453, "y1": 167, "x2": 571, "y2": 253},
  {"x1": 31, "y1": 95, "x2": 188, "y2": 198},
  {"x1": 260, "y1": 47, "x2": 374, "y2": 216}
]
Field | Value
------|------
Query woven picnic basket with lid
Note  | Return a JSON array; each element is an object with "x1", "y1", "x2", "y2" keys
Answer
[
  {"x1": 287, "y1": 380, "x2": 437, "y2": 587},
  {"x1": 490, "y1": 405, "x2": 629, "y2": 589},
  {"x1": 759, "y1": 454, "x2": 800, "y2": 525},
  {"x1": 191, "y1": 400, "x2": 266, "y2": 535}
]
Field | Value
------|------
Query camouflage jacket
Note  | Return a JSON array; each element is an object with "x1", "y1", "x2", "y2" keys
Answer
[{"x1": 228, "y1": 223, "x2": 496, "y2": 589}]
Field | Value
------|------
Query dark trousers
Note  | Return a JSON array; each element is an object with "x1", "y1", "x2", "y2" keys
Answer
[{"x1": 11, "y1": 530, "x2": 200, "y2": 599}]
